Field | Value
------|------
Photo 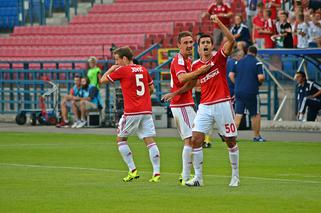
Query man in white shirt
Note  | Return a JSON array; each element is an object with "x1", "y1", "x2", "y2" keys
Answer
[
  {"x1": 296, "y1": 14, "x2": 309, "y2": 48},
  {"x1": 308, "y1": 12, "x2": 321, "y2": 47}
]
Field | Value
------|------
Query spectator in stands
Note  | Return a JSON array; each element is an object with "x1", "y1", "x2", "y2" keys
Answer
[
  {"x1": 87, "y1": 56, "x2": 102, "y2": 88},
  {"x1": 203, "y1": 0, "x2": 233, "y2": 50},
  {"x1": 295, "y1": 71, "x2": 321, "y2": 122},
  {"x1": 307, "y1": 11, "x2": 321, "y2": 47},
  {"x1": 258, "y1": 9, "x2": 276, "y2": 48},
  {"x1": 290, "y1": 14, "x2": 298, "y2": 48},
  {"x1": 275, "y1": 10, "x2": 285, "y2": 37},
  {"x1": 295, "y1": 13, "x2": 309, "y2": 48},
  {"x1": 244, "y1": 0, "x2": 259, "y2": 33},
  {"x1": 272, "y1": 12, "x2": 294, "y2": 48},
  {"x1": 56, "y1": 74, "x2": 82, "y2": 128},
  {"x1": 262, "y1": 0, "x2": 281, "y2": 20},
  {"x1": 252, "y1": 2, "x2": 265, "y2": 48},
  {"x1": 229, "y1": 46, "x2": 266, "y2": 142},
  {"x1": 231, "y1": 15, "x2": 252, "y2": 49},
  {"x1": 71, "y1": 77, "x2": 102, "y2": 128}
]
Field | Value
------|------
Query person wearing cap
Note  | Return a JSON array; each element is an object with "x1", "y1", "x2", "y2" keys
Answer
[
  {"x1": 87, "y1": 56, "x2": 102, "y2": 88},
  {"x1": 295, "y1": 71, "x2": 321, "y2": 121}
]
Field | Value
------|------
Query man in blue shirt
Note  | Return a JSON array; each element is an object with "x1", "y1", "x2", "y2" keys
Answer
[
  {"x1": 72, "y1": 77, "x2": 103, "y2": 128},
  {"x1": 296, "y1": 71, "x2": 321, "y2": 121},
  {"x1": 226, "y1": 49, "x2": 245, "y2": 97},
  {"x1": 229, "y1": 46, "x2": 265, "y2": 142},
  {"x1": 231, "y1": 15, "x2": 252, "y2": 50}
]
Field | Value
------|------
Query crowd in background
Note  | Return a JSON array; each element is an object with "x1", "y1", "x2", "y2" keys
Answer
[{"x1": 207, "y1": 0, "x2": 321, "y2": 51}]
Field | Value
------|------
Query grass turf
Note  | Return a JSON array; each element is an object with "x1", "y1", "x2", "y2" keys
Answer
[{"x1": 0, "y1": 132, "x2": 321, "y2": 213}]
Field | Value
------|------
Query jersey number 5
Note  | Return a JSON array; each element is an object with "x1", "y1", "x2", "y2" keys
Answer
[{"x1": 135, "y1": 74, "x2": 145, "y2": 96}]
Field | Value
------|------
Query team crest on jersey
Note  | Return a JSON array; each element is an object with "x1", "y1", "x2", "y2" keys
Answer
[{"x1": 178, "y1": 54, "x2": 185, "y2": 66}]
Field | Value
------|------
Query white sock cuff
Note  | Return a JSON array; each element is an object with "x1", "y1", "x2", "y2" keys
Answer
[
  {"x1": 193, "y1": 147, "x2": 203, "y2": 153},
  {"x1": 228, "y1": 145, "x2": 239, "y2": 153},
  {"x1": 147, "y1": 143, "x2": 156, "y2": 149},
  {"x1": 117, "y1": 141, "x2": 128, "y2": 147}
]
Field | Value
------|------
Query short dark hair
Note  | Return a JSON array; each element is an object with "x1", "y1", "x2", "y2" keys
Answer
[
  {"x1": 248, "y1": 46, "x2": 257, "y2": 55},
  {"x1": 296, "y1": 71, "x2": 306, "y2": 79},
  {"x1": 281, "y1": 11, "x2": 288, "y2": 18},
  {"x1": 177, "y1": 31, "x2": 193, "y2": 43},
  {"x1": 113, "y1": 46, "x2": 133, "y2": 61},
  {"x1": 74, "y1": 74, "x2": 81, "y2": 79},
  {"x1": 197, "y1": 34, "x2": 214, "y2": 45}
]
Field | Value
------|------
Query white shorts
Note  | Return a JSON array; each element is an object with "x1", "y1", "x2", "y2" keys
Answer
[
  {"x1": 193, "y1": 101, "x2": 238, "y2": 137},
  {"x1": 117, "y1": 114, "x2": 156, "y2": 139},
  {"x1": 171, "y1": 106, "x2": 196, "y2": 140}
]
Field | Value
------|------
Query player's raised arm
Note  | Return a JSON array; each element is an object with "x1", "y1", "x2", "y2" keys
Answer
[
  {"x1": 101, "y1": 65, "x2": 120, "y2": 84},
  {"x1": 210, "y1": 15, "x2": 235, "y2": 56}
]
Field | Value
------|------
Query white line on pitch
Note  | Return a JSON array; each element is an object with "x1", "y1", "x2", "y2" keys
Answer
[{"x1": 0, "y1": 162, "x2": 321, "y2": 185}]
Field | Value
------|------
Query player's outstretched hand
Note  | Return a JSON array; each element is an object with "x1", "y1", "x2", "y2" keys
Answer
[
  {"x1": 210, "y1": 15, "x2": 219, "y2": 23},
  {"x1": 161, "y1": 93, "x2": 175, "y2": 102}
]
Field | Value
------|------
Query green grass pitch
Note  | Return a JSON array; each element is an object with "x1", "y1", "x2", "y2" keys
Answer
[{"x1": 0, "y1": 132, "x2": 321, "y2": 213}]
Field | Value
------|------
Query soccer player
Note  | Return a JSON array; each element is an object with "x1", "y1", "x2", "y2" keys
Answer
[
  {"x1": 101, "y1": 46, "x2": 161, "y2": 183},
  {"x1": 185, "y1": 15, "x2": 239, "y2": 187},
  {"x1": 161, "y1": 31, "x2": 211, "y2": 185}
]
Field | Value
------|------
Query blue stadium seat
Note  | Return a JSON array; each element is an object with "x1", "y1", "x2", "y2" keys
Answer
[{"x1": 0, "y1": 0, "x2": 20, "y2": 29}]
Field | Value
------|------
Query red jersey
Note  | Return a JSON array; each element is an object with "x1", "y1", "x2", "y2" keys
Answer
[
  {"x1": 191, "y1": 48, "x2": 231, "y2": 105},
  {"x1": 107, "y1": 64, "x2": 153, "y2": 115},
  {"x1": 253, "y1": 13, "x2": 265, "y2": 39},
  {"x1": 169, "y1": 53, "x2": 194, "y2": 108},
  {"x1": 263, "y1": 0, "x2": 280, "y2": 20},
  {"x1": 208, "y1": 3, "x2": 231, "y2": 28},
  {"x1": 263, "y1": 18, "x2": 275, "y2": 48}
]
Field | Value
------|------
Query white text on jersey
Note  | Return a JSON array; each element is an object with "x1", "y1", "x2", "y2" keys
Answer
[{"x1": 200, "y1": 68, "x2": 220, "y2": 84}]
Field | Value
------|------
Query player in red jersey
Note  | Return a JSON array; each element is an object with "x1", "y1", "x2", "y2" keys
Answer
[
  {"x1": 184, "y1": 15, "x2": 240, "y2": 187},
  {"x1": 162, "y1": 31, "x2": 211, "y2": 185},
  {"x1": 101, "y1": 47, "x2": 160, "y2": 183},
  {"x1": 259, "y1": 9, "x2": 276, "y2": 48}
]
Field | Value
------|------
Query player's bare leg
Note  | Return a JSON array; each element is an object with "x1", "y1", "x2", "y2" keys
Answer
[
  {"x1": 185, "y1": 131, "x2": 204, "y2": 187},
  {"x1": 144, "y1": 137, "x2": 160, "y2": 182},
  {"x1": 117, "y1": 137, "x2": 139, "y2": 182},
  {"x1": 224, "y1": 137, "x2": 240, "y2": 187}
]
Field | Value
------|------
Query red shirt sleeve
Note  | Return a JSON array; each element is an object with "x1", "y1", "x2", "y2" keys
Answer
[
  {"x1": 225, "y1": 5, "x2": 231, "y2": 13},
  {"x1": 107, "y1": 67, "x2": 123, "y2": 83},
  {"x1": 173, "y1": 57, "x2": 187, "y2": 77},
  {"x1": 207, "y1": 4, "x2": 215, "y2": 14}
]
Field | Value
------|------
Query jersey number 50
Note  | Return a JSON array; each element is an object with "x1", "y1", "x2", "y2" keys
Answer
[{"x1": 135, "y1": 74, "x2": 145, "y2": 96}]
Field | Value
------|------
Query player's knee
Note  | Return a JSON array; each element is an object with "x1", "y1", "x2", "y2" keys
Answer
[
  {"x1": 225, "y1": 137, "x2": 237, "y2": 148},
  {"x1": 191, "y1": 133, "x2": 205, "y2": 147}
]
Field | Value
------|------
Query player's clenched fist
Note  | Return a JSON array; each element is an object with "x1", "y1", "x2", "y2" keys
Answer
[{"x1": 210, "y1": 15, "x2": 219, "y2": 23}]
